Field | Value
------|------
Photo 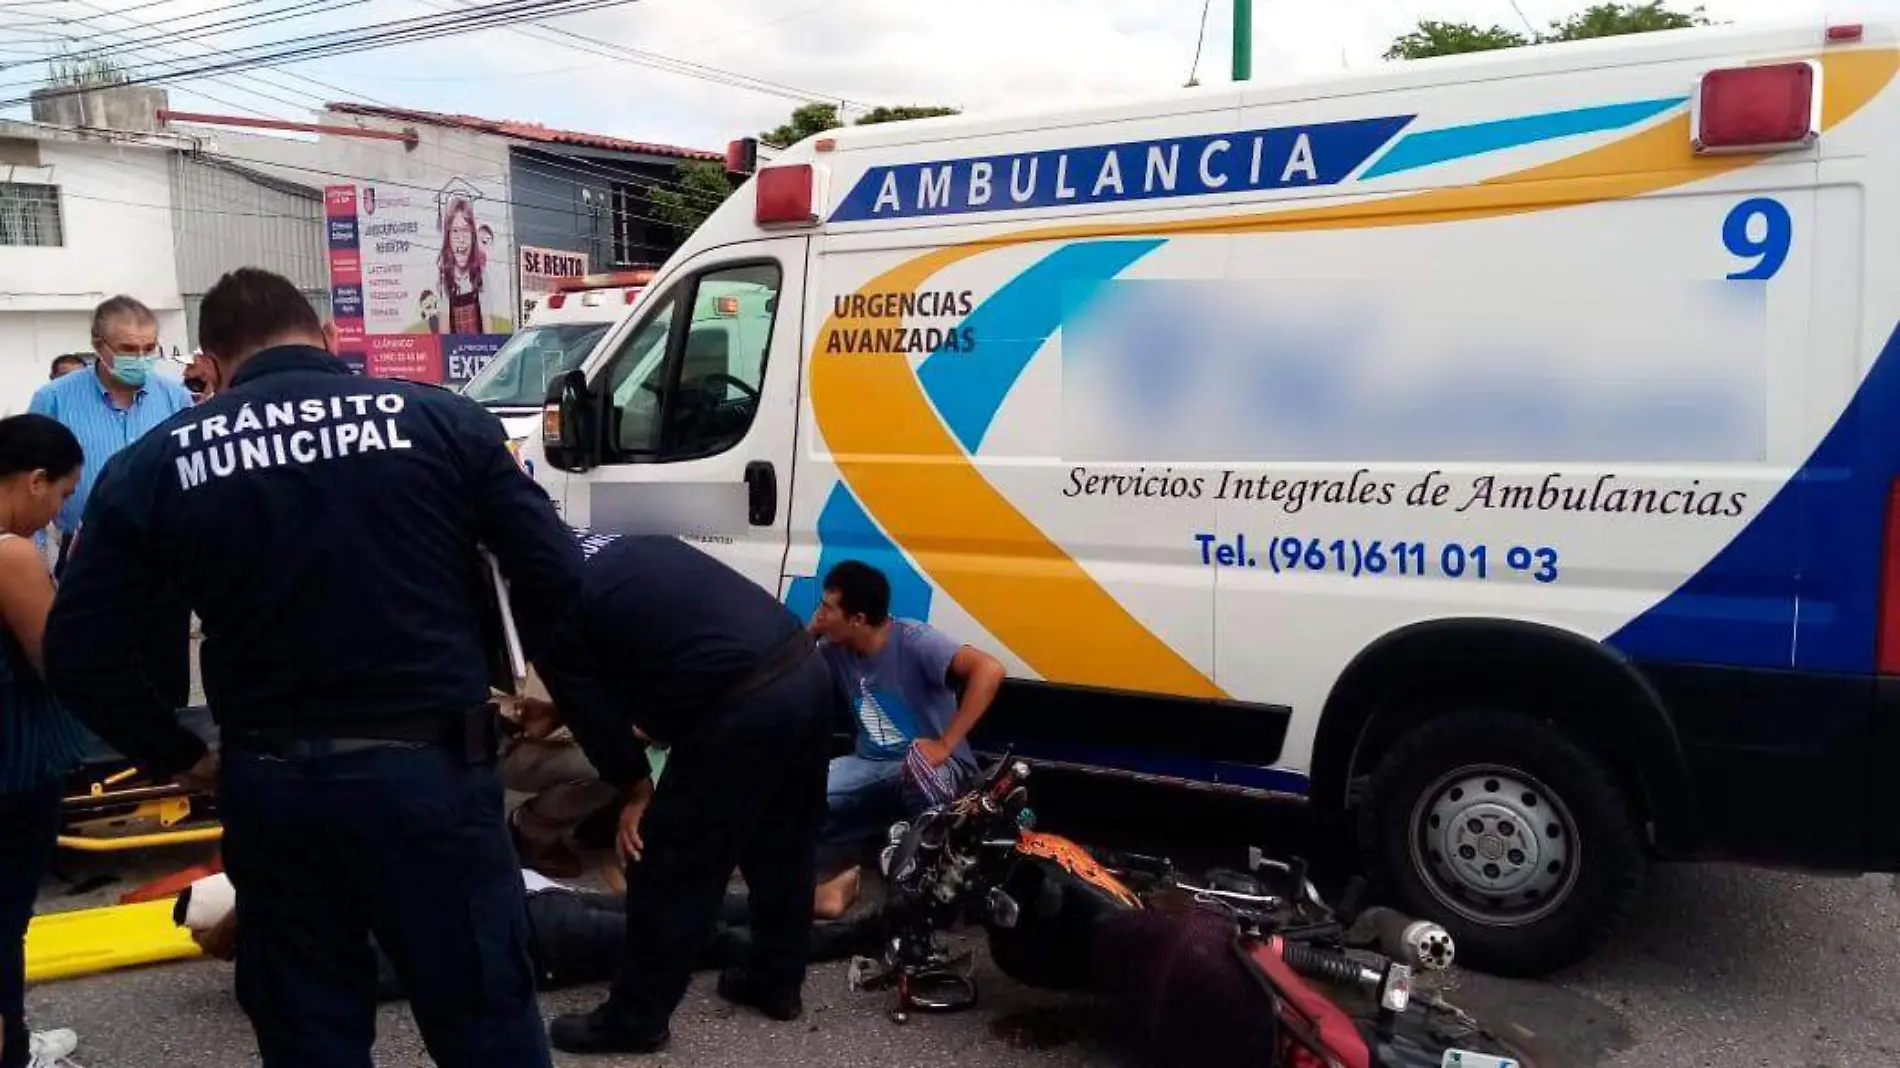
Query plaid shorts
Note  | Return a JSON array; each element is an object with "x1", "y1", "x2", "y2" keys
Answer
[{"x1": 901, "y1": 744, "x2": 963, "y2": 810}]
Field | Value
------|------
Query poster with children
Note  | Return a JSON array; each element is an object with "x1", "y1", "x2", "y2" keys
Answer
[{"x1": 325, "y1": 180, "x2": 516, "y2": 387}]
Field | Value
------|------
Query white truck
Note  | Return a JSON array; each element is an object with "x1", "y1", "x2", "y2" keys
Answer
[
  {"x1": 520, "y1": 16, "x2": 1900, "y2": 975},
  {"x1": 460, "y1": 269, "x2": 653, "y2": 442}
]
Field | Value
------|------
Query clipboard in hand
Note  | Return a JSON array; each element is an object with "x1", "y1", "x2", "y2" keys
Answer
[{"x1": 478, "y1": 547, "x2": 528, "y2": 694}]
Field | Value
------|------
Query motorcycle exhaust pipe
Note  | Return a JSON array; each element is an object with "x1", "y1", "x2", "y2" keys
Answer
[{"x1": 1358, "y1": 907, "x2": 1455, "y2": 972}]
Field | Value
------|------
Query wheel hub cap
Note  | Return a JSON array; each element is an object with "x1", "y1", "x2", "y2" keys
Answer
[{"x1": 1412, "y1": 768, "x2": 1578, "y2": 925}]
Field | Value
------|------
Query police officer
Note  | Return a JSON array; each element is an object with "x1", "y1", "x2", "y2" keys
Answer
[
  {"x1": 43, "y1": 268, "x2": 583, "y2": 1068},
  {"x1": 526, "y1": 530, "x2": 833, "y2": 1055}
]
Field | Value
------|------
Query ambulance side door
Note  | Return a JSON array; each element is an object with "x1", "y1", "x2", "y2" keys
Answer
[{"x1": 573, "y1": 239, "x2": 807, "y2": 594}]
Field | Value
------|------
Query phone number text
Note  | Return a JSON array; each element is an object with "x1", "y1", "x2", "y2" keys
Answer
[{"x1": 1194, "y1": 533, "x2": 1561, "y2": 583}]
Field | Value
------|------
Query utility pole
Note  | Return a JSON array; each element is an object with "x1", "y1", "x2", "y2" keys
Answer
[{"x1": 1232, "y1": 0, "x2": 1252, "y2": 81}]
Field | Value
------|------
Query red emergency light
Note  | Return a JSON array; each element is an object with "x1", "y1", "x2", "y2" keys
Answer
[
  {"x1": 756, "y1": 164, "x2": 818, "y2": 228},
  {"x1": 1692, "y1": 61, "x2": 1819, "y2": 154}
]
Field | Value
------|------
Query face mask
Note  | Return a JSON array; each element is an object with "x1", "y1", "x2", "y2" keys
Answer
[{"x1": 107, "y1": 354, "x2": 157, "y2": 387}]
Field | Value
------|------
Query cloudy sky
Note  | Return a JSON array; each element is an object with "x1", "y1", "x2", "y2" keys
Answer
[{"x1": 0, "y1": 0, "x2": 1889, "y2": 153}]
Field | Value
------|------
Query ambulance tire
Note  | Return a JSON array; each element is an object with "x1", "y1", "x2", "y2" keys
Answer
[{"x1": 1358, "y1": 709, "x2": 1645, "y2": 978}]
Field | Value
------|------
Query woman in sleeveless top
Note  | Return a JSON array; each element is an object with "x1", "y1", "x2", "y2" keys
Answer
[{"x1": 0, "y1": 414, "x2": 86, "y2": 1068}]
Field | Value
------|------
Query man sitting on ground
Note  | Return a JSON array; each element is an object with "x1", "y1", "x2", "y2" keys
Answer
[{"x1": 808, "y1": 561, "x2": 1006, "y2": 914}]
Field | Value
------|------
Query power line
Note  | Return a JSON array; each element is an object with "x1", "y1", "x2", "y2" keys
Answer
[
  {"x1": 1188, "y1": 0, "x2": 1212, "y2": 85},
  {"x1": 38, "y1": 2, "x2": 734, "y2": 213},
  {"x1": 47, "y1": 0, "x2": 378, "y2": 70},
  {"x1": 417, "y1": 0, "x2": 863, "y2": 108},
  {"x1": 16, "y1": 3, "x2": 735, "y2": 217},
  {"x1": 0, "y1": 0, "x2": 570, "y2": 96},
  {"x1": 1505, "y1": 0, "x2": 1538, "y2": 36},
  {"x1": 43, "y1": 0, "x2": 295, "y2": 54},
  {"x1": 12, "y1": 0, "x2": 803, "y2": 209},
  {"x1": 0, "y1": 0, "x2": 645, "y2": 108},
  {"x1": 27, "y1": 1, "x2": 346, "y2": 118}
]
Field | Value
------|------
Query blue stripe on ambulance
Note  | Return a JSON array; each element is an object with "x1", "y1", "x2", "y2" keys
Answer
[
  {"x1": 1610, "y1": 321, "x2": 1900, "y2": 674},
  {"x1": 1360, "y1": 97, "x2": 1687, "y2": 179}
]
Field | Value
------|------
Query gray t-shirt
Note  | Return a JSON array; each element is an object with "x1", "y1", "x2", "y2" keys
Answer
[{"x1": 822, "y1": 619, "x2": 975, "y2": 771}]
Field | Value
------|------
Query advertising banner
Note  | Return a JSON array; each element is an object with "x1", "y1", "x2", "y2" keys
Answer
[
  {"x1": 519, "y1": 245, "x2": 589, "y2": 324},
  {"x1": 324, "y1": 178, "x2": 516, "y2": 387}
]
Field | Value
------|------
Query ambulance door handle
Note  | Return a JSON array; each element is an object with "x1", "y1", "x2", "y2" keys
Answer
[{"x1": 745, "y1": 461, "x2": 777, "y2": 526}]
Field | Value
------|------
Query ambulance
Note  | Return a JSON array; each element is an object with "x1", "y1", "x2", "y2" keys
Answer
[
  {"x1": 521, "y1": 16, "x2": 1900, "y2": 975},
  {"x1": 459, "y1": 269, "x2": 655, "y2": 441}
]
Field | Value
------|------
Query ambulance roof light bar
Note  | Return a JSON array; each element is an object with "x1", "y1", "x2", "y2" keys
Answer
[
  {"x1": 544, "y1": 268, "x2": 658, "y2": 309},
  {"x1": 551, "y1": 268, "x2": 658, "y2": 294},
  {"x1": 1692, "y1": 60, "x2": 1820, "y2": 155}
]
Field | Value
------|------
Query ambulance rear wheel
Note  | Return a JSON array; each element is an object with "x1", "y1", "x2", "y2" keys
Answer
[{"x1": 1358, "y1": 708, "x2": 1645, "y2": 977}]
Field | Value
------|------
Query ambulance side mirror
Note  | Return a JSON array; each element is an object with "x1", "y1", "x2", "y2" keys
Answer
[{"x1": 542, "y1": 369, "x2": 598, "y2": 473}]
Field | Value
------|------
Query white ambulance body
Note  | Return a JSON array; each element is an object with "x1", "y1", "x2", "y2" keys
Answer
[{"x1": 525, "y1": 17, "x2": 1900, "y2": 974}]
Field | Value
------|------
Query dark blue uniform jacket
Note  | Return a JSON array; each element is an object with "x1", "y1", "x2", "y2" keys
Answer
[{"x1": 43, "y1": 345, "x2": 583, "y2": 776}]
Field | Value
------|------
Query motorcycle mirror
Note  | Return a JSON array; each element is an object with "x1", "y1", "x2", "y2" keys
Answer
[{"x1": 985, "y1": 888, "x2": 1021, "y2": 929}]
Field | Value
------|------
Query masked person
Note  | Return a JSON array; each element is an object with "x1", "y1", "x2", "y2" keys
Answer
[
  {"x1": 530, "y1": 530, "x2": 833, "y2": 1056},
  {"x1": 27, "y1": 297, "x2": 193, "y2": 579},
  {"x1": 42, "y1": 268, "x2": 584, "y2": 1068}
]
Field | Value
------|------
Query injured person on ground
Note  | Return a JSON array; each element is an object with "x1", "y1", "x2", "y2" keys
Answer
[
  {"x1": 172, "y1": 869, "x2": 883, "y2": 998},
  {"x1": 499, "y1": 684, "x2": 862, "y2": 920}
]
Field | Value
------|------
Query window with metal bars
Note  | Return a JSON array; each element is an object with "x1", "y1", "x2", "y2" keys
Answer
[{"x1": 0, "y1": 182, "x2": 62, "y2": 247}]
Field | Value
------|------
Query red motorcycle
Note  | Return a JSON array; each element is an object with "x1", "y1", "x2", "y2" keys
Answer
[{"x1": 848, "y1": 755, "x2": 1528, "y2": 1068}]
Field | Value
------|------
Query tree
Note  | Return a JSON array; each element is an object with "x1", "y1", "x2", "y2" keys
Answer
[
  {"x1": 656, "y1": 101, "x2": 966, "y2": 240},
  {"x1": 1385, "y1": 20, "x2": 1527, "y2": 60},
  {"x1": 647, "y1": 159, "x2": 737, "y2": 240},
  {"x1": 1547, "y1": 2, "x2": 1711, "y2": 41},
  {"x1": 854, "y1": 105, "x2": 960, "y2": 125},
  {"x1": 760, "y1": 101, "x2": 961, "y2": 148},
  {"x1": 760, "y1": 103, "x2": 843, "y2": 149},
  {"x1": 1385, "y1": 3, "x2": 1713, "y2": 61}
]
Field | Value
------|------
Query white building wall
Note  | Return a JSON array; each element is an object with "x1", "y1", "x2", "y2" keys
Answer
[{"x1": 0, "y1": 136, "x2": 186, "y2": 413}]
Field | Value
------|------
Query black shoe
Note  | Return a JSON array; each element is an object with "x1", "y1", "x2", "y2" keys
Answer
[
  {"x1": 717, "y1": 966, "x2": 804, "y2": 1022},
  {"x1": 549, "y1": 1005, "x2": 669, "y2": 1055}
]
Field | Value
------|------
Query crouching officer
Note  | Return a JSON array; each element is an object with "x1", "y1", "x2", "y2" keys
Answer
[
  {"x1": 43, "y1": 268, "x2": 583, "y2": 1068},
  {"x1": 525, "y1": 530, "x2": 833, "y2": 1055}
]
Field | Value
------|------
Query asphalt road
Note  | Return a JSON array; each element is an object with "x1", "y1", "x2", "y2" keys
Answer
[
  {"x1": 35, "y1": 647, "x2": 1893, "y2": 1066},
  {"x1": 23, "y1": 857, "x2": 1900, "y2": 1068}
]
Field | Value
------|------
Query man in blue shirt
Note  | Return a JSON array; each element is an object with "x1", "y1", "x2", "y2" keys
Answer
[
  {"x1": 28, "y1": 295, "x2": 193, "y2": 571},
  {"x1": 808, "y1": 560, "x2": 1006, "y2": 896}
]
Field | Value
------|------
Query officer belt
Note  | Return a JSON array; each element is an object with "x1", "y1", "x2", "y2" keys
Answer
[
  {"x1": 639, "y1": 628, "x2": 816, "y2": 748},
  {"x1": 226, "y1": 704, "x2": 501, "y2": 764}
]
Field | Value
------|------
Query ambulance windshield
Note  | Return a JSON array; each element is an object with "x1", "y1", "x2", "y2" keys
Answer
[{"x1": 461, "y1": 323, "x2": 612, "y2": 409}]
